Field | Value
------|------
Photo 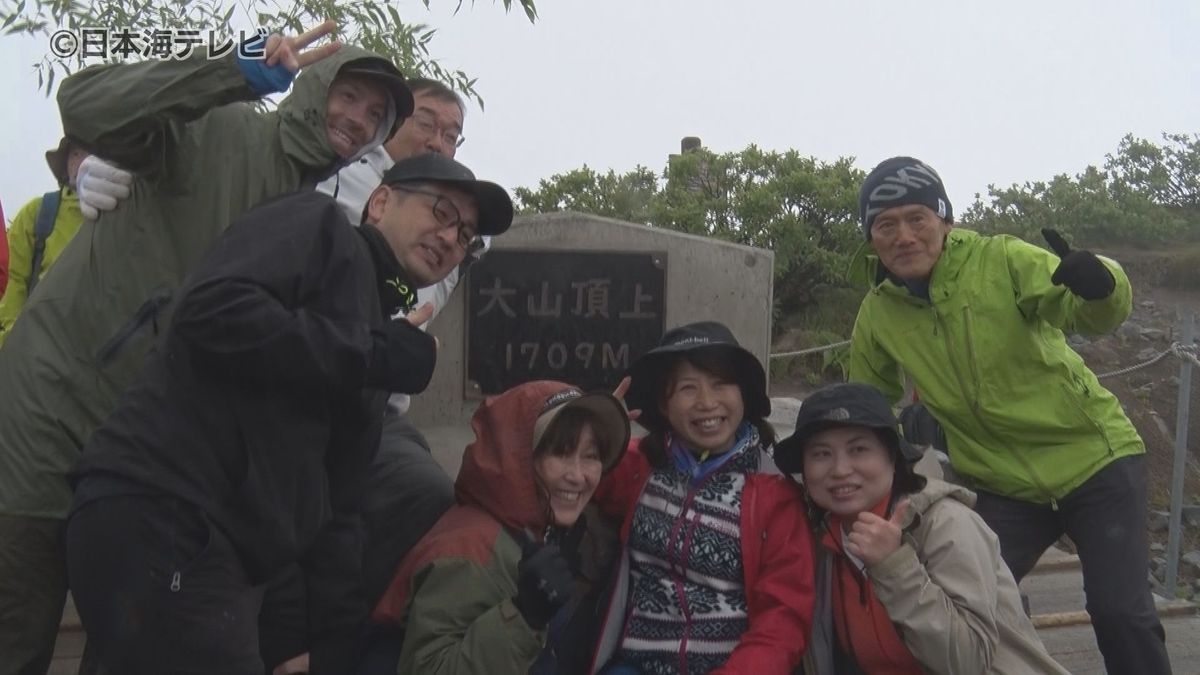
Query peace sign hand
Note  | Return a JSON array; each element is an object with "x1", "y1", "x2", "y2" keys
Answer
[
  {"x1": 611, "y1": 375, "x2": 642, "y2": 422},
  {"x1": 846, "y1": 500, "x2": 909, "y2": 567},
  {"x1": 264, "y1": 19, "x2": 342, "y2": 72}
]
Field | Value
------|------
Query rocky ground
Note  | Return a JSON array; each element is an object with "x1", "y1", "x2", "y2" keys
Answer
[{"x1": 771, "y1": 246, "x2": 1200, "y2": 600}]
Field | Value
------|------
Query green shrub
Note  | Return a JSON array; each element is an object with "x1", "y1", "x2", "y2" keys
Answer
[{"x1": 1162, "y1": 245, "x2": 1200, "y2": 289}]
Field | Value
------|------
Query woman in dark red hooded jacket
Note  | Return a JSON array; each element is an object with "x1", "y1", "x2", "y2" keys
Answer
[{"x1": 372, "y1": 380, "x2": 631, "y2": 675}]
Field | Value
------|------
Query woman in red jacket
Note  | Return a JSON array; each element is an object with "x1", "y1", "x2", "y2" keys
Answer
[{"x1": 591, "y1": 321, "x2": 815, "y2": 675}]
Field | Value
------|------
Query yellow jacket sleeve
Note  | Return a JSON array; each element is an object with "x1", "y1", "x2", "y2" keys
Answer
[{"x1": 0, "y1": 196, "x2": 43, "y2": 344}]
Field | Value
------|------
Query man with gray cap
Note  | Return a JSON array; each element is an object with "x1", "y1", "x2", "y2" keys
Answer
[
  {"x1": 0, "y1": 136, "x2": 88, "y2": 344},
  {"x1": 65, "y1": 152, "x2": 513, "y2": 674},
  {"x1": 847, "y1": 156, "x2": 1170, "y2": 673}
]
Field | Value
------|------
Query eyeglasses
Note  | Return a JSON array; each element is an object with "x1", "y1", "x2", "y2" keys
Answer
[
  {"x1": 410, "y1": 111, "x2": 465, "y2": 149},
  {"x1": 392, "y1": 186, "x2": 480, "y2": 251}
]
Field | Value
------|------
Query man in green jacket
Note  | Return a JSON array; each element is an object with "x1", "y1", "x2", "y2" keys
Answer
[
  {"x1": 0, "y1": 136, "x2": 89, "y2": 345},
  {"x1": 0, "y1": 21, "x2": 414, "y2": 675},
  {"x1": 848, "y1": 156, "x2": 1171, "y2": 673}
]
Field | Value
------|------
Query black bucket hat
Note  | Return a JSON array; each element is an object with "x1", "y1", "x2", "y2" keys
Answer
[
  {"x1": 381, "y1": 153, "x2": 514, "y2": 237},
  {"x1": 624, "y1": 321, "x2": 770, "y2": 432},
  {"x1": 775, "y1": 382, "x2": 922, "y2": 474}
]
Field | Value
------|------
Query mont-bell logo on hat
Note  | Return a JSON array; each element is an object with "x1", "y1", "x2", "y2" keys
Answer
[
  {"x1": 670, "y1": 336, "x2": 710, "y2": 347},
  {"x1": 542, "y1": 388, "x2": 582, "y2": 413}
]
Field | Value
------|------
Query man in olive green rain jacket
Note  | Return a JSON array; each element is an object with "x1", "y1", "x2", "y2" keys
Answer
[{"x1": 0, "y1": 23, "x2": 413, "y2": 674}]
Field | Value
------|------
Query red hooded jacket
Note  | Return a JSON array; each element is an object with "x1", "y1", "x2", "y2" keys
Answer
[{"x1": 374, "y1": 380, "x2": 571, "y2": 626}]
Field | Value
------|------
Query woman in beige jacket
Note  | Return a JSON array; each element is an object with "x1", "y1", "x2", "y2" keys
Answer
[{"x1": 775, "y1": 383, "x2": 1068, "y2": 675}]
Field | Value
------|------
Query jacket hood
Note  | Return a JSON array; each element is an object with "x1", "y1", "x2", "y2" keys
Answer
[
  {"x1": 844, "y1": 239, "x2": 881, "y2": 289},
  {"x1": 456, "y1": 381, "x2": 582, "y2": 535},
  {"x1": 277, "y1": 46, "x2": 403, "y2": 175},
  {"x1": 898, "y1": 477, "x2": 976, "y2": 529}
]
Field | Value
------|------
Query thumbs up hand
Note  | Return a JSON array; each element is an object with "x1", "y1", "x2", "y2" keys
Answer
[
  {"x1": 846, "y1": 500, "x2": 909, "y2": 567},
  {"x1": 1041, "y1": 229, "x2": 1116, "y2": 301}
]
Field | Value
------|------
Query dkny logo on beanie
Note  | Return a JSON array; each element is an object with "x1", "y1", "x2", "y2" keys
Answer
[{"x1": 858, "y1": 156, "x2": 953, "y2": 239}]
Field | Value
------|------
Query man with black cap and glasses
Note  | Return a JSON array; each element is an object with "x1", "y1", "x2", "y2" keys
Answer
[
  {"x1": 259, "y1": 79, "x2": 493, "y2": 671},
  {"x1": 847, "y1": 156, "x2": 1171, "y2": 673},
  {"x1": 64, "y1": 152, "x2": 513, "y2": 675}
]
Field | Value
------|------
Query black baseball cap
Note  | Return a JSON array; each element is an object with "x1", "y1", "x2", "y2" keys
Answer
[
  {"x1": 775, "y1": 382, "x2": 921, "y2": 474},
  {"x1": 337, "y1": 58, "x2": 415, "y2": 125},
  {"x1": 381, "y1": 153, "x2": 514, "y2": 237},
  {"x1": 625, "y1": 321, "x2": 771, "y2": 432}
]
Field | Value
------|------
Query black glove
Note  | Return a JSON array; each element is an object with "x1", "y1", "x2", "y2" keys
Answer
[
  {"x1": 512, "y1": 540, "x2": 574, "y2": 630},
  {"x1": 1041, "y1": 229, "x2": 1115, "y2": 301},
  {"x1": 365, "y1": 319, "x2": 437, "y2": 394},
  {"x1": 898, "y1": 402, "x2": 946, "y2": 456},
  {"x1": 555, "y1": 517, "x2": 587, "y2": 575}
]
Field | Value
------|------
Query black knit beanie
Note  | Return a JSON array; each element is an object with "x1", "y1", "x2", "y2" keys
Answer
[{"x1": 858, "y1": 156, "x2": 953, "y2": 239}]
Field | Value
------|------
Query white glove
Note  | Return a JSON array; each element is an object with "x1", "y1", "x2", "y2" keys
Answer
[{"x1": 77, "y1": 156, "x2": 133, "y2": 220}]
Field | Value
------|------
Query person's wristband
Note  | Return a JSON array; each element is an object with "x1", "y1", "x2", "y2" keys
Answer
[{"x1": 236, "y1": 32, "x2": 295, "y2": 95}]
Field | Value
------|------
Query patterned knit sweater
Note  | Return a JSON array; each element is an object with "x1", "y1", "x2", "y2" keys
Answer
[{"x1": 617, "y1": 442, "x2": 760, "y2": 674}]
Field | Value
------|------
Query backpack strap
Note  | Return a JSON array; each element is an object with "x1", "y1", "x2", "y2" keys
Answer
[{"x1": 27, "y1": 189, "x2": 61, "y2": 294}]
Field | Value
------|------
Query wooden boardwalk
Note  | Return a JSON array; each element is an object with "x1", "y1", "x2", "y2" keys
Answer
[{"x1": 49, "y1": 595, "x2": 82, "y2": 675}]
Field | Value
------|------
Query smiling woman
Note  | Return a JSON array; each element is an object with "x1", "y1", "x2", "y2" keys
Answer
[
  {"x1": 533, "y1": 406, "x2": 610, "y2": 528},
  {"x1": 589, "y1": 320, "x2": 816, "y2": 675},
  {"x1": 774, "y1": 382, "x2": 1069, "y2": 675},
  {"x1": 369, "y1": 381, "x2": 630, "y2": 675}
]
